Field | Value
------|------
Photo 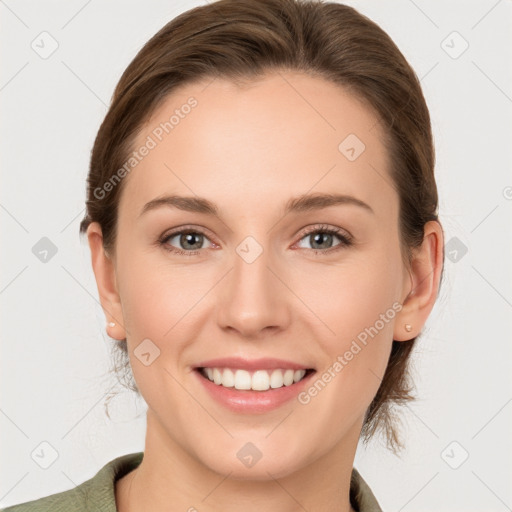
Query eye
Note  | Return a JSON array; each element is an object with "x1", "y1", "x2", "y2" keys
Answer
[
  {"x1": 295, "y1": 224, "x2": 353, "y2": 254},
  {"x1": 159, "y1": 227, "x2": 216, "y2": 256},
  {"x1": 158, "y1": 224, "x2": 352, "y2": 257}
]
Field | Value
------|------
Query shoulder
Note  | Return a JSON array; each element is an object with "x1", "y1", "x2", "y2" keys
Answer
[
  {"x1": 1, "y1": 484, "x2": 89, "y2": 512},
  {"x1": 0, "y1": 452, "x2": 144, "y2": 512},
  {"x1": 350, "y1": 467, "x2": 384, "y2": 512}
]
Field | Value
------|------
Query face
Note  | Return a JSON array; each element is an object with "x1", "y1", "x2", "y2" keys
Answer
[{"x1": 93, "y1": 71, "x2": 414, "y2": 479}]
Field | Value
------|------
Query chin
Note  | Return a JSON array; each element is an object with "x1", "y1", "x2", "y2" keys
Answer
[{"x1": 194, "y1": 440, "x2": 310, "y2": 481}]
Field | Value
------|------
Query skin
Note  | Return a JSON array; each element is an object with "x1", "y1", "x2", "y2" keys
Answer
[{"x1": 87, "y1": 70, "x2": 444, "y2": 512}]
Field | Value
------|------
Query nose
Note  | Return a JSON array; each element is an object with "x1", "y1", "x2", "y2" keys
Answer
[{"x1": 216, "y1": 242, "x2": 291, "y2": 339}]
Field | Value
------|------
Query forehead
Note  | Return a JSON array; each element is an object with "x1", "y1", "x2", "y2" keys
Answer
[{"x1": 119, "y1": 71, "x2": 395, "y2": 220}]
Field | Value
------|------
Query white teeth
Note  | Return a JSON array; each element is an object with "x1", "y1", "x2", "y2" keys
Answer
[
  {"x1": 269, "y1": 369, "x2": 284, "y2": 388},
  {"x1": 201, "y1": 367, "x2": 308, "y2": 391},
  {"x1": 213, "y1": 368, "x2": 222, "y2": 385},
  {"x1": 294, "y1": 369, "x2": 306, "y2": 382},
  {"x1": 283, "y1": 369, "x2": 294, "y2": 386},
  {"x1": 251, "y1": 370, "x2": 270, "y2": 391},
  {"x1": 234, "y1": 369, "x2": 252, "y2": 390},
  {"x1": 222, "y1": 368, "x2": 235, "y2": 387}
]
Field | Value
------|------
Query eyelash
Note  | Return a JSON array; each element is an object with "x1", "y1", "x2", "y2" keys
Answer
[{"x1": 158, "y1": 224, "x2": 353, "y2": 257}]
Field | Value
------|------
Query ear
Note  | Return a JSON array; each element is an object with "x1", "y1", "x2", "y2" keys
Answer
[
  {"x1": 393, "y1": 220, "x2": 444, "y2": 342},
  {"x1": 87, "y1": 222, "x2": 127, "y2": 340}
]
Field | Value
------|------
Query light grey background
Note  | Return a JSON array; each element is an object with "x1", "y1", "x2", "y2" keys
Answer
[{"x1": 1, "y1": 1, "x2": 511, "y2": 510}]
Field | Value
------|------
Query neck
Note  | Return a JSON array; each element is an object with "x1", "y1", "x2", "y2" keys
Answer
[{"x1": 115, "y1": 410, "x2": 362, "y2": 512}]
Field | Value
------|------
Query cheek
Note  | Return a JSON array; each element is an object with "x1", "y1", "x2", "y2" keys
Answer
[
  {"x1": 115, "y1": 253, "x2": 218, "y2": 390},
  {"x1": 294, "y1": 246, "x2": 401, "y2": 407},
  {"x1": 294, "y1": 250, "x2": 401, "y2": 347},
  {"x1": 117, "y1": 250, "x2": 207, "y2": 336},
  {"x1": 297, "y1": 276, "x2": 398, "y2": 442}
]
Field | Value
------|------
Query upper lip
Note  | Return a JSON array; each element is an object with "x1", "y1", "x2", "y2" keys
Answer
[{"x1": 194, "y1": 357, "x2": 314, "y2": 371}]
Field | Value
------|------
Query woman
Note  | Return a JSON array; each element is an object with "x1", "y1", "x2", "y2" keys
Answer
[{"x1": 2, "y1": 0, "x2": 444, "y2": 510}]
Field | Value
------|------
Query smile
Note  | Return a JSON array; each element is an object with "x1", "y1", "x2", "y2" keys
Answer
[
  {"x1": 198, "y1": 367, "x2": 313, "y2": 391},
  {"x1": 192, "y1": 356, "x2": 316, "y2": 413}
]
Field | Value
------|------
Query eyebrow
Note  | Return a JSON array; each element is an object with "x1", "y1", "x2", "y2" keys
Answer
[{"x1": 138, "y1": 192, "x2": 374, "y2": 219}]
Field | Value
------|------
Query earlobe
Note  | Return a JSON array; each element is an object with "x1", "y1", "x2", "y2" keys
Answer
[
  {"x1": 87, "y1": 222, "x2": 127, "y2": 340},
  {"x1": 394, "y1": 220, "x2": 444, "y2": 342}
]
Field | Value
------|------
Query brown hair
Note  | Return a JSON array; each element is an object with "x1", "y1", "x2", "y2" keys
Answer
[{"x1": 79, "y1": 0, "x2": 444, "y2": 453}]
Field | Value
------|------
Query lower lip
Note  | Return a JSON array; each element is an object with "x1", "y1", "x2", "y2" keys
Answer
[{"x1": 194, "y1": 369, "x2": 315, "y2": 413}]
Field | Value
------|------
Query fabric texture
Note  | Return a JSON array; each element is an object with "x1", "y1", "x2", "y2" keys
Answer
[{"x1": 1, "y1": 452, "x2": 383, "y2": 511}]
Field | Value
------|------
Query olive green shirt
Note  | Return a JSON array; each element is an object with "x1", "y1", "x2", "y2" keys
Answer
[{"x1": 1, "y1": 452, "x2": 383, "y2": 511}]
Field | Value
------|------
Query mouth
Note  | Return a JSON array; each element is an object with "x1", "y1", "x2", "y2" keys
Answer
[
  {"x1": 194, "y1": 367, "x2": 316, "y2": 392},
  {"x1": 192, "y1": 357, "x2": 317, "y2": 412}
]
